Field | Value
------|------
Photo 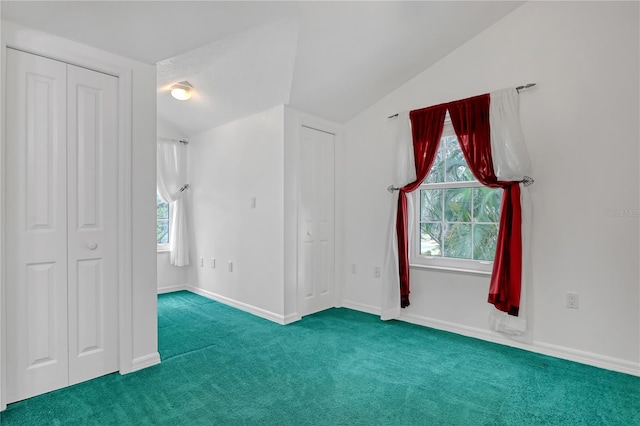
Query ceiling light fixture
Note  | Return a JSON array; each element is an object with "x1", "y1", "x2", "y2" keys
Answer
[{"x1": 170, "y1": 81, "x2": 193, "y2": 100}]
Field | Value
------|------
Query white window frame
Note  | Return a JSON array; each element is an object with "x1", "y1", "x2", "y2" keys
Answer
[
  {"x1": 157, "y1": 195, "x2": 170, "y2": 252},
  {"x1": 409, "y1": 122, "x2": 497, "y2": 276}
]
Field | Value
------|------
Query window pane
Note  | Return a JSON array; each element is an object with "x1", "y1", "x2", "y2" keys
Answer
[
  {"x1": 420, "y1": 223, "x2": 441, "y2": 256},
  {"x1": 416, "y1": 136, "x2": 501, "y2": 265},
  {"x1": 444, "y1": 188, "x2": 471, "y2": 222},
  {"x1": 443, "y1": 223, "x2": 472, "y2": 259},
  {"x1": 157, "y1": 219, "x2": 169, "y2": 244},
  {"x1": 157, "y1": 194, "x2": 170, "y2": 245},
  {"x1": 420, "y1": 189, "x2": 442, "y2": 221},
  {"x1": 473, "y1": 187, "x2": 502, "y2": 223},
  {"x1": 425, "y1": 147, "x2": 444, "y2": 183},
  {"x1": 444, "y1": 137, "x2": 473, "y2": 182},
  {"x1": 473, "y1": 224, "x2": 499, "y2": 261},
  {"x1": 157, "y1": 195, "x2": 169, "y2": 219}
]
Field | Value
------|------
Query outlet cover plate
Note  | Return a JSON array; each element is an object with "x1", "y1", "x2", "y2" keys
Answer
[{"x1": 566, "y1": 292, "x2": 579, "y2": 309}]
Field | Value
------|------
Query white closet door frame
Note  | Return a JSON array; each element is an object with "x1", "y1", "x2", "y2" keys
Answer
[
  {"x1": 283, "y1": 109, "x2": 344, "y2": 321},
  {"x1": 0, "y1": 29, "x2": 134, "y2": 410},
  {"x1": 297, "y1": 125, "x2": 336, "y2": 316}
]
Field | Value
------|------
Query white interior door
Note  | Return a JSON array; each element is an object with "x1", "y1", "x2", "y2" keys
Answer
[
  {"x1": 6, "y1": 48, "x2": 70, "y2": 403},
  {"x1": 66, "y1": 64, "x2": 119, "y2": 386},
  {"x1": 297, "y1": 126, "x2": 335, "y2": 316},
  {"x1": 5, "y1": 49, "x2": 119, "y2": 403}
]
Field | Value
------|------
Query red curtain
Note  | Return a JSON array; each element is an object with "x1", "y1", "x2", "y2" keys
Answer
[
  {"x1": 396, "y1": 105, "x2": 447, "y2": 307},
  {"x1": 448, "y1": 94, "x2": 522, "y2": 316}
]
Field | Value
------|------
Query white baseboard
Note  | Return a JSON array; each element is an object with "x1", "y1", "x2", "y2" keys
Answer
[
  {"x1": 341, "y1": 302, "x2": 639, "y2": 377},
  {"x1": 342, "y1": 299, "x2": 380, "y2": 316},
  {"x1": 185, "y1": 285, "x2": 297, "y2": 325},
  {"x1": 400, "y1": 312, "x2": 639, "y2": 377},
  {"x1": 531, "y1": 341, "x2": 639, "y2": 376},
  {"x1": 157, "y1": 284, "x2": 187, "y2": 294},
  {"x1": 283, "y1": 312, "x2": 302, "y2": 324},
  {"x1": 129, "y1": 352, "x2": 161, "y2": 373}
]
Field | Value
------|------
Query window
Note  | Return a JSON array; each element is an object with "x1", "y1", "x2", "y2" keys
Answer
[
  {"x1": 412, "y1": 122, "x2": 502, "y2": 274},
  {"x1": 157, "y1": 194, "x2": 170, "y2": 251}
]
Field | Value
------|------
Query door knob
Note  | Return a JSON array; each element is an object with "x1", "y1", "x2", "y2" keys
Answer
[
  {"x1": 307, "y1": 231, "x2": 312, "y2": 236},
  {"x1": 87, "y1": 241, "x2": 98, "y2": 250}
]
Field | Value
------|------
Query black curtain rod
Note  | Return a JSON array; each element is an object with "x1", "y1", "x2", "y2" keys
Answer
[
  {"x1": 515, "y1": 83, "x2": 537, "y2": 92},
  {"x1": 387, "y1": 83, "x2": 537, "y2": 119}
]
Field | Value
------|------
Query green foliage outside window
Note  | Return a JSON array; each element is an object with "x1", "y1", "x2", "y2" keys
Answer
[
  {"x1": 157, "y1": 194, "x2": 169, "y2": 245},
  {"x1": 419, "y1": 136, "x2": 501, "y2": 261}
]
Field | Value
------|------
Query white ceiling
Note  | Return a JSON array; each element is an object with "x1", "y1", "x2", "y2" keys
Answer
[{"x1": 2, "y1": 1, "x2": 524, "y2": 136}]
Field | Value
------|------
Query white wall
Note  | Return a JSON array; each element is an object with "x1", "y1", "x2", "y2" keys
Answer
[
  {"x1": 0, "y1": 21, "x2": 159, "y2": 392},
  {"x1": 186, "y1": 106, "x2": 287, "y2": 322},
  {"x1": 0, "y1": 12, "x2": 4, "y2": 410},
  {"x1": 156, "y1": 119, "x2": 189, "y2": 293},
  {"x1": 341, "y1": 1, "x2": 639, "y2": 374},
  {"x1": 186, "y1": 106, "x2": 342, "y2": 323},
  {"x1": 126, "y1": 38, "x2": 159, "y2": 370}
]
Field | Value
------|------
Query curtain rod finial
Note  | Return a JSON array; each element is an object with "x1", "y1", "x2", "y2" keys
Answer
[
  {"x1": 516, "y1": 83, "x2": 537, "y2": 93},
  {"x1": 521, "y1": 176, "x2": 534, "y2": 187}
]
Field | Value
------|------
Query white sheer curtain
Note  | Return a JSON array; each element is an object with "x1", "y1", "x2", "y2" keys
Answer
[
  {"x1": 488, "y1": 87, "x2": 533, "y2": 342},
  {"x1": 381, "y1": 111, "x2": 414, "y2": 320},
  {"x1": 157, "y1": 138, "x2": 190, "y2": 267}
]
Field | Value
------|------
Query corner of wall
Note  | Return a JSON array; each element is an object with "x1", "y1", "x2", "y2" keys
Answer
[
  {"x1": 187, "y1": 105, "x2": 286, "y2": 317},
  {"x1": 283, "y1": 107, "x2": 299, "y2": 319}
]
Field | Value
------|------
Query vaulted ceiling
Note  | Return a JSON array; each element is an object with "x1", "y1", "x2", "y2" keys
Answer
[{"x1": 2, "y1": 1, "x2": 523, "y2": 136}]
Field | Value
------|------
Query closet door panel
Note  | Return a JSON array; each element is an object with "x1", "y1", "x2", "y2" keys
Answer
[
  {"x1": 66, "y1": 65, "x2": 119, "y2": 385},
  {"x1": 297, "y1": 126, "x2": 335, "y2": 316},
  {"x1": 5, "y1": 48, "x2": 69, "y2": 403}
]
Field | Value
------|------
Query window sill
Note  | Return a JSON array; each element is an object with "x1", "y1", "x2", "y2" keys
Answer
[
  {"x1": 409, "y1": 263, "x2": 492, "y2": 277},
  {"x1": 157, "y1": 246, "x2": 170, "y2": 253}
]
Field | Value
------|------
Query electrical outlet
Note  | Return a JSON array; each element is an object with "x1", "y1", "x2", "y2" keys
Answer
[
  {"x1": 566, "y1": 292, "x2": 579, "y2": 309},
  {"x1": 228, "y1": 261, "x2": 233, "y2": 272},
  {"x1": 250, "y1": 197, "x2": 256, "y2": 209},
  {"x1": 350, "y1": 264, "x2": 357, "y2": 274},
  {"x1": 211, "y1": 258, "x2": 216, "y2": 269},
  {"x1": 373, "y1": 266, "x2": 381, "y2": 278},
  {"x1": 199, "y1": 257, "x2": 203, "y2": 267}
]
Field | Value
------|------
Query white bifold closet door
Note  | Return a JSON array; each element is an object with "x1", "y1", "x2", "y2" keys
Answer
[{"x1": 5, "y1": 48, "x2": 119, "y2": 403}]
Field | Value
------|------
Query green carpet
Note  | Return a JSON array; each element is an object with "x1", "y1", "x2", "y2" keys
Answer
[{"x1": 2, "y1": 291, "x2": 639, "y2": 425}]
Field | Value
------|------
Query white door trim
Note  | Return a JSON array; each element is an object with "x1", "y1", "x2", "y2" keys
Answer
[
  {"x1": 285, "y1": 110, "x2": 343, "y2": 319},
  {"x1": 297, "y1": 125, "x2": 336, "y2": 316},
  {"x1": 1, "y1": 24, "x2": 134, "y2": 409},
  {"x1": 297, "y1": 115, "x2": 344, "y2": 311}
]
